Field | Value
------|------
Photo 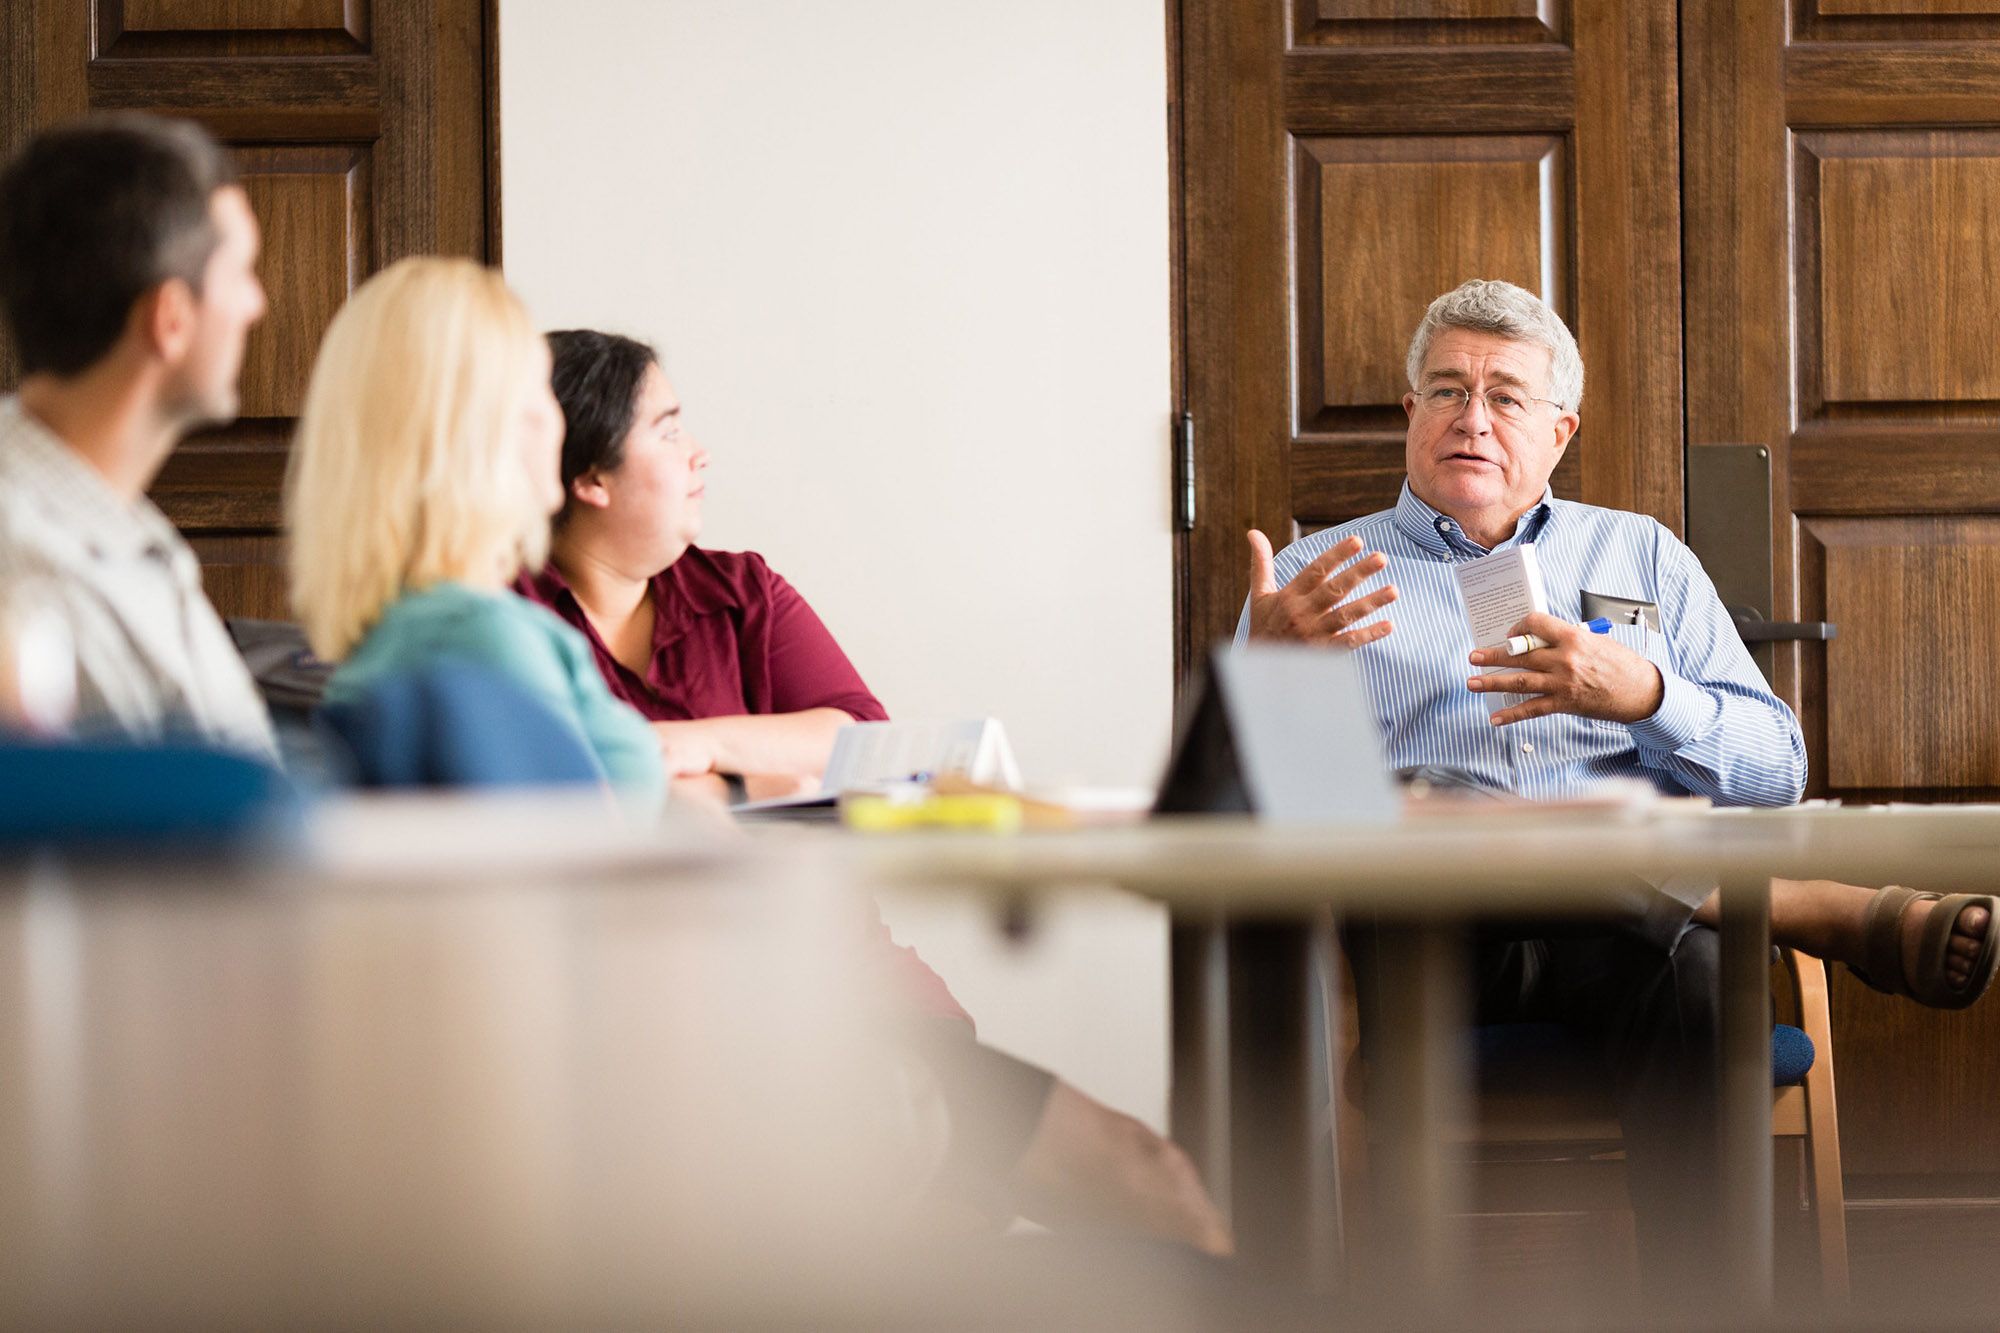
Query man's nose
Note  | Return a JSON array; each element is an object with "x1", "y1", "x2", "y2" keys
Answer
[{"x1": 1455, "y1": 393, "x2": 1492, "y2": 431}]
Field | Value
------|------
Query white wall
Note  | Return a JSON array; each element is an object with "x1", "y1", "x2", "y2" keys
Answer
[{"x1": 502, "y1": 1, "x2": 1176, "y2": 1124}]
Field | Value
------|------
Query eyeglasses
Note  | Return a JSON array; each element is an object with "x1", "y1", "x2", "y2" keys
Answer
[{"x1": 1416, "y1": 385, "x2": 1564, "y2": 425}]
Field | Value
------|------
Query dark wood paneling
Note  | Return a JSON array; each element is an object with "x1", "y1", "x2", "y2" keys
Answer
[
  {"x1": 1284, "y1": 48, "x2": 1574, "y2": 133},
  {"x1": 1569, "y1": 0, "x2": 1683, "y2": 524},
  {"x1": 119, "y1": 0, "x2": 357, "y2": 31},
  {"x1": 1818, "y1": 0, "x2": 2000, "y2": 13},
  {"x1": 1797, "y1": 131, "x2": 2000, "y2": 415},
  {"x1": 97, "y1": 0, "x2": 369, "y2": 56},
  {"x1": 235, "y1": 144, "x2": 368, "y2": 418},
  {"x1": 1294, "y1": 134, "x2": 1563, "y2": 430},
  {"x1": 1291, "y1": 440, "x2": 1411, "y2": 529},
  {"x1": 1796, "y1": 0, "x2": 2000, "y2": 46},
  {"x1": 1168, "y1": 0, "x2": 1188, "y2": 684},
  {"x1": 187, "y1": 533, "x2": 289, "y2": 623},
  {"x1": 1293, "y1": 0, "x2": 1564, "y2": 45},
  {"x1": 1833, "y1": 964, "x2": 2000, "y2": 1177},
  {"x1": 1683, "y1": 2, "x2": 1799, "y2": 701},
  {"x1": 1689, "y1": 0, "x2": 2000, "y2": 1199},
  {"x1": 1181, "y1": 0, "x2": 1290, "y2": 666},
  {"x1": 374, "y1": 0, "x2": 489, "y2": 263},
  {"x1": 150, "y1": 443, "x2": 288, "y2": 529},
  {"x1": 1788, "y1": 45, "x2": 2000, "y2": 124},
  {"x1": 1321, "y1": 0, "x2": 1547, "y2": 16},
  {"x1": 85, "y1": 57, "x2": 379, "y2": 137},
  {"x1": 0, "y1": 1, "x2": 91, "y2": 387},
  {"x1": 1810, "y1": 516, "x2": 2000, "y2": 788},
  {"x1": 1791, "y1": 429, "x2": 2000, "y2": 513},
  {"x1": 1846, "y1": 1188, "x2": 2000, "y2": 1310}
]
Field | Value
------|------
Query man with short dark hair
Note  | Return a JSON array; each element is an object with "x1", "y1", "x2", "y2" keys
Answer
[{"x1": 0, "y1": 113, "x2": 273, "y2": 753}]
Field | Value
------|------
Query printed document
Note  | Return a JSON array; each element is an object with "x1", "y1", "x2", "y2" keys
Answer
[{"x1": 1453, "y1": 545, "x2": 1549, "y2": 713}]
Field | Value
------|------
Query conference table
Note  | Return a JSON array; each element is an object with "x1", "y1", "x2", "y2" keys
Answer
[
  {"x1": 848, "y1": 798, "x2": 2000, "y2": 1313},
  {"x1": 9, "y1": 789, "x2": 2000, "y2": 1323}
]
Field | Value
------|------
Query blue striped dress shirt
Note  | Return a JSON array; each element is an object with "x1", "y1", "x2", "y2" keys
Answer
[{"x1": 1235, "y1": 482, "x2": 1806, "y2": 807}]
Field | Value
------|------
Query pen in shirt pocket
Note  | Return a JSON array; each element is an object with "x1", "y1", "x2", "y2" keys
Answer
[{"x1": 1484, "y1": 618, "x2": 1614, "y2": 657}]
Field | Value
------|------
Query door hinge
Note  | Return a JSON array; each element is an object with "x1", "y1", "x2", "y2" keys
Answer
[{"x1": 1176, "y1": 411, "x2": 1195, "y2": 532}]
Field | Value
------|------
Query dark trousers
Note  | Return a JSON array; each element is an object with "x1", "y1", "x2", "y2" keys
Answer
[{"x1": 1342, "y1": 912, "x2": 1725, "y2": 1295}]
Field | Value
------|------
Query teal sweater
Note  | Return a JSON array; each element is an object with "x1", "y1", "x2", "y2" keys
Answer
[{"x1": 325, "y1": 581, "x2": 665, "y2": 810}]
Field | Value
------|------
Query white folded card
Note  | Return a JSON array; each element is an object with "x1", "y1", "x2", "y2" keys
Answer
[
  {"x1": 1212, "y1": 644, "x2": 1399, "y2": 825},
  {"x1": 1154, "y1": 644, "x2": 1397, "y2": 826},
  {"x1": 732, "y1": 718, "x2": 1021, "y2": 813},
  {"x1": 1453, "y1": 544, "x2": 1549, "y2": 713}
]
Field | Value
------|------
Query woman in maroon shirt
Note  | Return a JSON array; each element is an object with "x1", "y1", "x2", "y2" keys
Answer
[{"x1": 515, "y1": 329, "x2": 883, "y2": 797}]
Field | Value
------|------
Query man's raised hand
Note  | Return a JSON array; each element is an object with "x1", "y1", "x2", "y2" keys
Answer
[{"x1": 1245, "y1": 529, "x2": 1397, "y2": 648}]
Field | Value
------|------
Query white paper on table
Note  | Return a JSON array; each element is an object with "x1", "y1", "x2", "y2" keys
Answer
[
  {"x1": 732, "y1": 718, "x2": 1022, "y2": 813},
  {"x1": 821, "y1": 718, "x2": 1021, "y2": 792}
]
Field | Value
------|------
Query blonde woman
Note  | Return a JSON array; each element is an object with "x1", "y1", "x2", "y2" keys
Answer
[{"x1": 285, "y1": 257, "x2": 662, "y2": 809}]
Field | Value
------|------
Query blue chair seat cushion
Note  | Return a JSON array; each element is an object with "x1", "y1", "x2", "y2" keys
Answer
[
  {"x1": 0, "y1": 739, "x2": 300, "y2": 850},
  {"x1": 1474, "y1": 1020, "x2": 1815, "y2": 1090}
]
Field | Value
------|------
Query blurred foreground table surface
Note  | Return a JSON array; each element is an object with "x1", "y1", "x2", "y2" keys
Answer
[
  {"x1": 838, "y1": 801, "x2": 2000, "y2": 1316},
  {"x1": 0, "y1": 791, "x2": 944, "y2": 1327},
  {"x1": 9, "y1": 792, "x2": 1999, "y2": 1326}
]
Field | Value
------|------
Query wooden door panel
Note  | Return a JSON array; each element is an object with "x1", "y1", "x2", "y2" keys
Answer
[
  {"x1": 1803, "y1": 132, "x2": 2000, "y2": 407},
  {"x1": 149, "y1": 447, "x2": 288, "y2": 530},
  {"x1": 1296, "y1": 134, "x2": 1564, "y2": 423},
  {"x1": 1800, "y1": 0, "x2": 2000, "y2": 36},
  {"x1": 1284, "y1": 48, "x2": 1573, "y2": 132},
  {"x1": 1295, "y1": 0, "x2": 1563, "y2": 44},
  {"x1": 1792, "y1": 430, "x2": 2000, "y2": 512},
  {"x1": 1830, "y1": 966, "x2": 2000, "y2": 1177},
  {"x1": 237, "y1": 146, "x2": 370, "y2": 419},
  {"x1": 117, "y1": 0, "x2": 358, "y2": 33},
  {"x1": 1806, "y1": 517, "x2": 2000, "y2": 790},
  {"x1": 1291, "y1": 132, "x2": 1570, "y2": 525},
  {"x1": 99, "y1": 0, "x2": 369, "y2": 54}
]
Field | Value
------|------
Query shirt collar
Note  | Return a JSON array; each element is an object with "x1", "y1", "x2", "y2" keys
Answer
[
  {"x1": 0, "y1": 396, "x2": 186, "y2": 565},
  {"x1": 1391, "y1": 480, "x2": 1556, "y2": 558},
  {"x1": 525, "y1": 548, "x2": 739, "y2": 627}
]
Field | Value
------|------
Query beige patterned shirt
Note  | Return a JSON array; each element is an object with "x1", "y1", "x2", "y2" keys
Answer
[{"x1": 0, "y1": 396, "x2": 275, "y2": 757}]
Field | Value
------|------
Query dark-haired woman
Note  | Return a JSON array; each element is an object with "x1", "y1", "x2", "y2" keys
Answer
[{"x1": 514, "y1": 329, "x2": 879, "y2": 797}]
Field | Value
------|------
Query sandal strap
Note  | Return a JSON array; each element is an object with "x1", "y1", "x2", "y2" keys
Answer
[
  {"x1": 1860, "y1": 885, "x2": 1929, "y2": 997},
  {"x1": 1914, "y1": 893, "x2": 2000, "y2": 1008}
]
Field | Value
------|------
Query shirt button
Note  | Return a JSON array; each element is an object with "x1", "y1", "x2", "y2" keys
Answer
[{"x1": 1521, "y1": 742, "x2": 1535, "y2": 755}]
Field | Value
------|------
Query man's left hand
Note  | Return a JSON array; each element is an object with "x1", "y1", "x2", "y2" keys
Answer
[{"x1": 1466, "y1": 611, "x2": 1664, "y2": 726}]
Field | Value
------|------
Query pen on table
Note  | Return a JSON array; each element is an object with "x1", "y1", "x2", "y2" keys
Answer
[{"x1": 1485, "y1": 618, "x2": 1615, "y2": 656}]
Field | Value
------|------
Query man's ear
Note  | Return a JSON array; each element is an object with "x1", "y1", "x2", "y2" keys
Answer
[
  {"x1": 1402, "y1": 391, "x2": 1418, "y2": 421},
  {"x1": 1551, "y1": 409, "x2": 1580, "y2": 454},
  {"x1": 136, "y1": 278, "x2": 198, "y2": 363},
  {"x1": 569, "y1": 467, "x2": 613, "y2": 511}
]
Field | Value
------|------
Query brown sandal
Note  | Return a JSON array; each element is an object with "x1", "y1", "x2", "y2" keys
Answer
[{"x1": 1850, "y1": 886, "x2": 2000, "y2": 1011}]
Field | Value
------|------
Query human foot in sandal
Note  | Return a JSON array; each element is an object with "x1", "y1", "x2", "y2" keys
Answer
[{"x1": 1694, "y1": 879, "x2": 2000, "y2": 1010}]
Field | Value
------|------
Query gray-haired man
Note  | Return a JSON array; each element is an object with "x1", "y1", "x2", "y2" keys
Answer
[{"x1": 1237, "y1": 278, "x2": 1995, "y2": 1290}]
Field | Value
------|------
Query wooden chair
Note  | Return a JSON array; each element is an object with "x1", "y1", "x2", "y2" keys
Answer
[{"x1": 1330, "y1": 944, "x2": 1848, "y2": 1302}]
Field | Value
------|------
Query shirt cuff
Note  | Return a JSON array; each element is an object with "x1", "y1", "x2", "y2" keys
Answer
[{"x1": 1627, "y1": 667, "x2": 1717, "y2": 753}]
